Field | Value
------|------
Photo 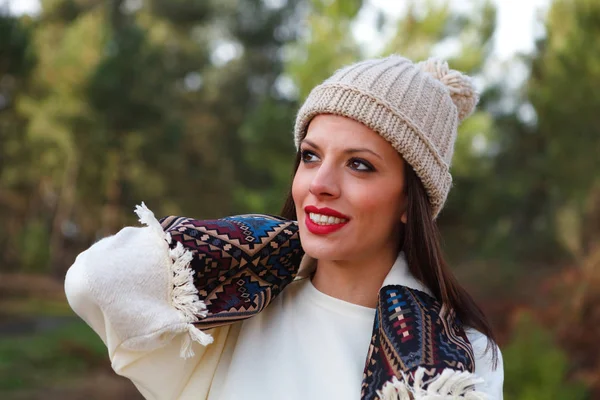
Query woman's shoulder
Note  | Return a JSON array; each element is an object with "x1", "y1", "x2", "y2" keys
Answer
[
  {"x1": 465, "y1": 328, "x2": 504, "y2": 399},
  {"x1": 465, "y1": 329, "x2": 498, "y2": 353}
]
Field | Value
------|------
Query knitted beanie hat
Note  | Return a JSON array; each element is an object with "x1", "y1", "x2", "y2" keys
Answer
[{"x1": 294, "y1": 55, "x2": 479, "y2": 218}]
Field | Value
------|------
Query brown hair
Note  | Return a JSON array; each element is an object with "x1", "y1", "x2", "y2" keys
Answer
[{"x1": 281, "y1": 150, "x2": 499, "y2": 366}]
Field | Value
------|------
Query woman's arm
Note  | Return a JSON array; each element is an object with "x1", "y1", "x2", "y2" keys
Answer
[{"x1": 64, "y1": 206, "x2": 228, "y2": 399}]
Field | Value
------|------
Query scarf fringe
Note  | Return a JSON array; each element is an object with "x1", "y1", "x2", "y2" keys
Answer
[
  {"x1": 377, "y1": 367, "x2": 488, "y2": 400},
  {"x1": 134, "y1": 202, "x2": 213, "y2": 359}
]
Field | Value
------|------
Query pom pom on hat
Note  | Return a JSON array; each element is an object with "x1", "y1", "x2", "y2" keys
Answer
[{"x1": 418, "y1": 58, "x2": 479, "y2": 121}]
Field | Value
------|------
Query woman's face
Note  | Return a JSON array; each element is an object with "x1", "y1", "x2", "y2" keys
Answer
[{"x1": 292, "y1": 114, "x2": 407, "y2": 263}]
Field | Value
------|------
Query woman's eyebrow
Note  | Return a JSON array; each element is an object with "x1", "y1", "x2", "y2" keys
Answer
[
  {"x1": 344, "y1": 148, "x2": 383, "y2": 160},
  {"x1": 301, "y1": 139, "x2": 382, "y2": 160},
  {"x1": 301, "y1": 139, "x2": 320, "y2": 149}
]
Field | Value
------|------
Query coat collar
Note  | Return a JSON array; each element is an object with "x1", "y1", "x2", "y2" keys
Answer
[{"x1": 297, "y1": 252, "x2": 434, "y2": 298}]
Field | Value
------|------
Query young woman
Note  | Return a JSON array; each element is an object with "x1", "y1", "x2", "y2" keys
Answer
[{"x1": 65, "y1": 55, "x2": 503, "y2": 400}]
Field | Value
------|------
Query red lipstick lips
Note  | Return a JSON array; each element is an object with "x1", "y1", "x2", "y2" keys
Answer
[{"x1": 303, "y1": 206, "x2": 350, "y2": 235}]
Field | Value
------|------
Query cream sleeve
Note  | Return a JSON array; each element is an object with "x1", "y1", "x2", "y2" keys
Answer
[
  {"x1": 64, "y1": 205, "x2": 232, "y2": 400},
  {"x1": 467, "y1": 330, "x2": 504, "y2": 400}
]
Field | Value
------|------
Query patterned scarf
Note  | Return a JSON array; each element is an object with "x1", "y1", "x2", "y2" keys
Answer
[{"x1": 146, "y1": 207, "x2": 485, "y2": 400}]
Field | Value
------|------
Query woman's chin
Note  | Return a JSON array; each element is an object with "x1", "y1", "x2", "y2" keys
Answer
[{"x1": 301, "y1": 240, "x2": 349, "y2": 261}]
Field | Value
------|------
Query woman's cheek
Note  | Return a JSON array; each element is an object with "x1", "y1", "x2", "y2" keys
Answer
[
  {"x1": 358, "y1": 183, "x2": 402, "y2": 224},
  {"x1": 355, "y1": 186, "x2": 384, "y2": 212},
  {"x1": 291, "y1": 172, "x2": 304, "y2": 205},
  {"x1": 292, "y1": 173, "x2": 312, "y2": 219}
]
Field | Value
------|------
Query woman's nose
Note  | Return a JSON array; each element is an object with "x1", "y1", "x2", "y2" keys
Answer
[{"x1": 308, "y1": 163, "x2": 340, "y2": 198}]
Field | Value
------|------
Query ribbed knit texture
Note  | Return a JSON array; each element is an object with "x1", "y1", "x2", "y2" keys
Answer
[{"x1": 294, "y1": 55, "x2": 478, "y2": 218}]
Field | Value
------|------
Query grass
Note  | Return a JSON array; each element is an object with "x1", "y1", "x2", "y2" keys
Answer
[
  {"x1": 0, "y1": 276, "x2": 139, "y2": 399},
  {"x1": 0, "y1": 298, "x2": 73, "y2": 317},
  {"x1": 0, "y1": 317, "x2": 108, "y2": 393}
]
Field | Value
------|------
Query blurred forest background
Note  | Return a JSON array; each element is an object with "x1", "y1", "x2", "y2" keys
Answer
[{"x1": 0, "y1": 0, "x2": 599, "y2": 398}]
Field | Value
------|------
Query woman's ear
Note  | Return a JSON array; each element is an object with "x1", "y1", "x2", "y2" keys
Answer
[
  {"x1": 401, "y1": 211, "x2": 407, "y2": 224},
  {"x1": 399, "y1": 193, "x2": 408, "y2": 224}
]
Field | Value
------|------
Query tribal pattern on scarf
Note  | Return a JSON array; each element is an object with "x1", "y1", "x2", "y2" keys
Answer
[{"x1": 156, "y1": 212, "x2": 482, "y2": 400}]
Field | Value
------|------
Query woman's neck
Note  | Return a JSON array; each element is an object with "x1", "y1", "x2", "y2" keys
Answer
[{"x1": 310, "y1": 250, "x2": 398, "y2": 308}]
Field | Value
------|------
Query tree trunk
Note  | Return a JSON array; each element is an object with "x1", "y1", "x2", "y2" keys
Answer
[
  {"x1": 101, "y1": 148, "x2": 122, "y2": 237},
  {"x1": 49, "y1": 152, "x2": 80, "y2": 278}
]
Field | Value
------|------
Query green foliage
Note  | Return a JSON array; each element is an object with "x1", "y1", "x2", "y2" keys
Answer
[
  {"x1": 146, "y1": 0, "x2": 213, "y2": 26},
  {"x1": 0, "y1": 0, "x2": 593, "y2": 279},
  {"x1": 527, "y1": 0, "x2": 600, "y2": 260},
  {"x1": 0, "y1": 12, "x2": 36, "y2": 78},
  {"x1": 0, "y1": 13, "x2": 39, "y2": 273},
  {"x1": 0, "y1": 321, "x2": 106, "y2": 392},
  {"x1": 384, "y1": 0, "x2": 451, "y2": 60},
  {"x1": 445, "y1": 0, "x2": 495, "y2": 72},
  {"x1": 0, "y1": 0, "x2": 304, "y2": 273},
  {"x1": 18, "y1": 219, "x2": 51, "y2": 273},
  {"x1": 312, "y1": 0, "x2": 362, "y2": 19},
  {"x1": 88, "y1": 25, "x2": 168, "y2": 131},
  {"x1": 446, "y1": 0, "x2": 600, "y2": 268},
  {"x1": 285, "y1": 0, "x2": 362, "y2": 99},
  {"x1": 235, "y1": 98, "x2": 297, "y2": 214},
  {"x1": 503, "y1": 313, "x2": 589, "y2": 399}
]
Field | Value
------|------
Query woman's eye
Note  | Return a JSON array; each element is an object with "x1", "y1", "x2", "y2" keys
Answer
[
  {"x1": 349, "y1": 158, "x2": 374, "y2": 172},
  {"x1": 301, "y1": 150, "x2": 319, "y2": 163}
]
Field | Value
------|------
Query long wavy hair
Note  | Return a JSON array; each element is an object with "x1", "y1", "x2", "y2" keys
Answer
[{"x1": 280, "y1": 150, "x2": 498, "y2": 365}]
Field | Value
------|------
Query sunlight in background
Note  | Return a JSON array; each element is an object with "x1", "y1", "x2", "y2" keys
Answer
[
  {"x1": 8, "y1": 0, "x2": 550, "y2": 61},
  {"x1": 352, "y1": 0, "x2": 549, "y2": 60},
  {"x1": 5, "y1": 0, "x2": 40, "y2": 15}
]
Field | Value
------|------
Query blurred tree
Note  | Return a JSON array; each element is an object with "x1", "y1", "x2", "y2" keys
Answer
[
  {"x1": 0, "y1": 0, "x2": 305, "y2": 274},
  {"x1": 458, "y1": 0, "x2": 600, "y2": 287},
  {"x1": 207, "y1": 0, "x2": 304, "y2": 214},
  {"x1": 503, "y1": 312, "x2": 589, "y2": 399},
  {"x1": 132, "y1": 0, "x2": 304, "y2": 216},
  {"x1": 15, "y1": 0, "x2": 107, "y2": 275},
  {"x1": 237, "y1": 0, "x2": 366, "y2": 215},
  {"x1": 0, "y1": 10, "x2": 39, "y2": 272},
  {"x1": 528, "y1": 0, "x2": 600, "y2": 279},
  {"x1": 525, "y1": 0, "x2": 600, "y2": 393},
  {"x1": 88, "y1": 0, "x2": 200, "y2": 235},
  {"x1": 384, "y1": 0, "x2": 448, "y2": 60},
  {"x1": 459, "y1": 0, "x2": 600, "y2": 271},
  {"x1": 286, "y1": 0, "x2": 362, "y2": 99}
]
